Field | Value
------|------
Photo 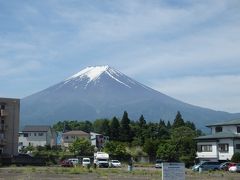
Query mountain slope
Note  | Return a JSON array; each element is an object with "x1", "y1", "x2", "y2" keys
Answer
[{"x1": 21, "y1": 65, "x2": 240, "y2": 129}]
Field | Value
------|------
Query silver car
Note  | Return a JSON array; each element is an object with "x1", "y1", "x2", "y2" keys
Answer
[
  {"x1": 155, "y1": 159, "x2": 162, "y2": 168},
  {"x1": 109, "y1": 160, "x2": 121, "y2": 168}
]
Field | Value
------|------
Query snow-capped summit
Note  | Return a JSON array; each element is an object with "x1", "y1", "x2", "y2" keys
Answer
[
  {"x1": 67, "y1": 65, "x2": 110, "y2": 81},
  {"x1": 63, "y1": 65, "x2": 148, "y2": 89}
]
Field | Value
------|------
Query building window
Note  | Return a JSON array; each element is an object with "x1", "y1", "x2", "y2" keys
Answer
[
  {"x1": 38, "y1": 132, "x2": 44, "y2": 136},
  {"x1": 65, "y1": 136, "x2": 69, "y2": 139},
  {"x1": 34, "y1": 133, "x2": 37, "y2": 136},
  {"x1": 218, "y1": 144, "x2": 229, "y2": 152},
  {"x1": 237, "y1": 127, "x2": 240, "y2": 133},
  {"x1": 215, "y1": 126, "x2": 222, "y2": 133},
  {"x1": 236, "y1": 144, "x2": 240, "y2": 149},
  {"x1": 197, "y1": 145, "x2": 212, "y2": 152},
  {"x1": 71, "y1": 136, "x2": 75, "y2": 139},
  {"x1": 23, "y1": 133, "x2": 28, "y2": 137}
]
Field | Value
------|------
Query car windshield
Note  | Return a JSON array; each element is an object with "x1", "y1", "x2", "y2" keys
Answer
[
  {"x1": 156, "y1": 160, "x2": 162, "y2": 163},
  {"x1": 112, "y1": 160, "x2": 119, "y2": 163},
  {"x1": 83, "y1": 159, "x2": 90, "y2": 162}
]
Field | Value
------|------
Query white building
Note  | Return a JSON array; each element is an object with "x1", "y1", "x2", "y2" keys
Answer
[
  {"x1": 195, "y1": 119, "x2": 240, "y2": 162},
  {"x1": 90, "y1": 132, "x2": 109, "y2": 150},
  {"x1": 18, "y1": 125, "x2": 57, "y2": 151}
]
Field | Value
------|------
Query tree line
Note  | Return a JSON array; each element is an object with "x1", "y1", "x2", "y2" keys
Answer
[{"x1": 53, "y1": 111, "x2": 203, "y2": 166}]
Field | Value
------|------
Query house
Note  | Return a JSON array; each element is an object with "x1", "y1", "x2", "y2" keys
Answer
[
  {"x1": 18, "y1": 125, "x2": 57, "y2": 151},
  {"x1": 61, "y1": 130, "x2": 90, "y2": 148},
  {"x1": 0, "y1": 98, "x2": 20, "y2": 156},
  {"x1": 90, "y1": 132, "x2": 109, "y2": 150},
  {"x1": 195, "y1": 119, "x2": 240, "y2": 162}
]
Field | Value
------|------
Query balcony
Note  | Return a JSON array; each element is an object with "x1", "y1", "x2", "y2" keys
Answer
[{"x1": 0, "y1": 109, "x2": 8, "y2": 117}]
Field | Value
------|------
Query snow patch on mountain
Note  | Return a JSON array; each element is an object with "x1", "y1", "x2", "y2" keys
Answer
[
  {"x1": 67, "y1": 65, "x2": 109, "y2": 81},
  {"x1": 105, "y1": 70, "x2": 131, "y2": 88}
]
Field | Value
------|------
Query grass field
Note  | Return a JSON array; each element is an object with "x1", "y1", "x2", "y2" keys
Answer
[{"x1": 0, "y1": 166, "x2": 240, "y2": 180}]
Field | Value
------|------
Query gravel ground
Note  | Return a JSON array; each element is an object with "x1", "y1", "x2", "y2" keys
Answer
[{"x1": 0, "y1": 166, "x2": 239, "y2": 180}]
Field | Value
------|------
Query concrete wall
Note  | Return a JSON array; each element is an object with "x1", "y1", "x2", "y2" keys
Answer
[
  {"x1": 211, "y1": 125, "x2": 240, "y2": 134},
  {"x1": 197, "y1": 142, "x2": 218, "y2": 160},
  {"x1": 0, "y1": 98, "x2": 20, "y2": 156},
  {"x1": 218, "y1": 139, "x2": 234, "y2": 160}
]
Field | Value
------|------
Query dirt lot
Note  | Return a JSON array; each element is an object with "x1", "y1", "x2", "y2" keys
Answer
[{"x1": 0, "y1": 166, "x2": 240, "y2": 180}]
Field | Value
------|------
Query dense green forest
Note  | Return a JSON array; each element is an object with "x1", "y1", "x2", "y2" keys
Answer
[{"x1": 53, "y1": 111, "x2": 203, "y2": 166}]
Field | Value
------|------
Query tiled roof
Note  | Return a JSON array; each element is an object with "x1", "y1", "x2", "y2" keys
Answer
[
  {"x1": 63, "y1": 130, "x2": 89, "y2": 136},
  {"x1": 22, "y1": 125, "x2": 51, "y2": 132},
  {"x1": 207, "y1": 119, "x2": 240, "y2": 127},
  {"x1": 195, "y1": 132, "x2": 240, "y2": 140}
]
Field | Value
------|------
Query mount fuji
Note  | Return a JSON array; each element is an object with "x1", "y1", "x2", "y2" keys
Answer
[{"x1": 21, "y1": 65, "x2": 240, "y2": 129}]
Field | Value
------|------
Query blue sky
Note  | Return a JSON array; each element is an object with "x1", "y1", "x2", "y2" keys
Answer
[{"x1": 0, "y1": 0, "x2": 240, "y2": 113}]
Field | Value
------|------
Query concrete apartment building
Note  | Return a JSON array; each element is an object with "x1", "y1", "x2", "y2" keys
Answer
[{"x1": 0, "y1": 97, "x2": 20, "y2": 156}]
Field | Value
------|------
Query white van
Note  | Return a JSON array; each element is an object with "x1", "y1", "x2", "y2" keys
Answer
[
  {"x1": 82, "y1": 158, "x2": 91, "y2": 167},
  {"x1": 68, "y1": 158, "x2": 79, "y2": 165}
]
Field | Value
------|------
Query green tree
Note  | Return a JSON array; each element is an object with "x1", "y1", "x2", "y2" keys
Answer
[
  {"x1": 185, "y1": 121, "x2": 196, "y2": 131},
  {"x1": 101, "y1": 119, "x2": 110, "y2": 136},
  {"x1": 104, "y1": 141, "x2": 130, "y2": 160},
  {"x1": 157, "y1": 126, "x2": 197, "y2": 165},
  {"x1": 138, "y1": 115, "x2": 146, "y2": 128},
  {"x1": 93, "y1": 119, "x2": 110, "y2": 135},
  {"x1": 143, "y1": 139, "x2": 159, "y2": 159},
  {"x1": 69, "y1": 138, "x2": 94, "y2": 156},
  {"x1": 172, "y1": 111, "x2": 185, "y2": 129},
  {"x1": 166, "y1": 121, "x2": 171, "y2": 129},
  {"x1": 159, "y1": 119, "x2": 166, "y2": 128},
  {"x1": 231, "y1": 152, "x2": 240, "y2": 163},
  {"x1": 171, "y1": 126, "x2": 197, "y2": 166},
  {"x1": 109, "y1": 117, "x2": 120, "y2": 141},
  {"x1": 157, "y1": 119, "x2": 169, "y2": 139},
  {"x1": 132, "y1": 115, "x2": 147, "y2": 146},
  {"x1": 157, "y1": 142, "x2": 177, "y2": 161},
  {"x1": 120, "y1": 111, "x2": 132, "y2": 142}
]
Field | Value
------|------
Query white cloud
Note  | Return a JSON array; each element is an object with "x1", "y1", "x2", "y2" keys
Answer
[{"x1": 151, "y1": 75, "x2": 240, "y2": 113}]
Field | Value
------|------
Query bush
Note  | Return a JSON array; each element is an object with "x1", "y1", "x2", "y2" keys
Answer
[{"x1": 231, "y1": 152, "x2": 240, "y2": 163}]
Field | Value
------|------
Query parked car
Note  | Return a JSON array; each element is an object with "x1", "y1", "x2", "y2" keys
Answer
[
  {"x1": 68, "y1": 158, "x2": 79, "y2": 165},
  {"x1": 82, "y1": 158, "x2": 91, "y2": 167},
  {"x1": 228, "y1": 162, "x2": 237, "y2": 170},
  {"x1": 109, "y1": 160, "x2": 121, "y2": 168},
  {"x1": 219, "y1": 162, "x2": 232, "y2": 171},
  {"x1": 61, "y1": 159, "x2": 73, "y2": 167},
  {"x1": 229, "y1": 163, "x2": 240, "y2": 172},
  {"x1": 155, "y1": 159, "x2": 162, "y2": 168},
  {"x1": 192, "y1": 161, "x2": 220, "y2": 171}
]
